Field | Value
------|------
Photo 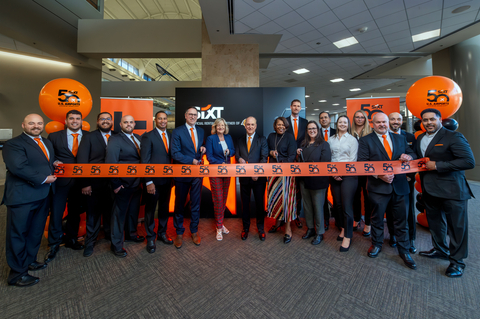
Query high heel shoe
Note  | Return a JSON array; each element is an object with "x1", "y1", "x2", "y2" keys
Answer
[
  {"x1": 283, "y1": 234, "x2": 292, "y2": 244},
  {"x1": 340, "y1": 238, "x2": 351, "y2": 252},
  {"x1": 336, "y1": 235, "x2": 344, "y2": 241},
  {"x1": 353, "y1": 220, "x2": 361, "y2": 231},
  {"x1": 268, "y1": 221, "x2": 285, "y2": 233}
]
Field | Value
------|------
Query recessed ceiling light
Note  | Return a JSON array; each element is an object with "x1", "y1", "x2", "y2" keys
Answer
[
  {"x1": 311, "y1": 114, "x2": 315, "y2": 115},
  {"x1": 330, "y1": 78, "x2": 344, "y2": 83},
  {"x1": 386, "y1": 88, "x2": 392, "y2": 91},
  {"x1": 343, "y1": 106, "x2": 347, "y2": 108},
  {"x1": 333, "y1": 36, "x2": 358, "y2": 49},
  {"x1": 350, "y1": 88, "x2": 361, "y2": 91},
  {"x1": 358, "y1": 27, "x2": 368, "y2": 33},
  {"x1": 412, "y1": 29, "x2": 440, "y2": 42},
  {"x1": 452, "y1": 5, "x2": 470, "y2": 14},
  {"x1": 293, "y1": 68, "x2": 310, "y2": 74},
  {"x1": 332, "y1": 103, "x2": 339, "y2": 106},
  {"x1": 319, "y1": 100, "x2": 327, "y2": 102},
  {"x1": 305, "y1": 95, "x2": 310, "y2": 98},
  {"x1": 314, "y1": 109, "x2": 319, "y2": 111}
]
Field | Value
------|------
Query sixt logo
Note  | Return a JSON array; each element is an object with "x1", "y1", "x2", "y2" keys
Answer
[
  {"x1": 327, "y1": 164, "x2": 338, "y2": 174},
  {"x1": 199, "y1": 166, "x2": 210, "y2": 175},
  {"x1": 427, "y1": 89, "x2": 449, "y2": 105},
  {"x1": 346, "y1": 163, "x2": 356, "y2": 173},
  {"x1": 236, "y1": 166, "x2": 246, "y2": 175},
  {"x1": 254, "y1": 165, "x2": 264, "y2": 174},
  {"x1": 145, "y1": 165, "x2": 155, "y2": 175},
  {"x1": 309, "y1": 164, "x2": 319, "y2": 173},
  {"x1": 57, "y1": 89, "x2": 80, "y2": 106},
  {"x1": 91, "y1": 166, "x2": 101, "y2": 175},
  {"x1": 361, "y1": 103, "x2": 384, "y2": 121},
  {"x1": 290, "y1": 165, "x2": 301, "y2": 174},
  {"x1": 272, "y1": 165, "x2": 283, "y2": 174},
  {"x1": 218, "y1": 166, "x2": 228, "y2": 175},
  {"x1": 72, "y1": 166, "x2": 83, "y2": 175},
  {"x1": 195, "y1": 104, "x2": 224, "y2": 120},
  {"x1": 383, "y1": 163, "x2": 394, "y2": 173},
  {"x1": 163, "y1": 166, "x2": 173, "y2": 175},
  {"x1": 181, "y1": 166, "x2": 192, "y2": 175},
  {"x1": 126, "y1": 166, "x2": 137, "y2": 174},
  {"x1": 109, "y1": 166, "x2": 119, "y2": 175},
  {"x1": 54, "y1": 166, "x2": 65, "y2": 175},
  {"x1": 364, "y1": 163, "x2": 375, "y2": 173},
  {"x1": 418, "y1": 161, "x2": 426, "y2": 169},
  {"x1": 401, "y1": 162, "x2": 411, "y2": 171}
]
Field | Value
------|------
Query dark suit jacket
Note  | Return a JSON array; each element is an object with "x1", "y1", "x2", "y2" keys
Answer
[
  {"x1": 48, "y1": 129, "x2": 89, "y2": 187},
  {"x1": 400, "y1": 130, "x2": 416, "y2": 179},
  {"x1": 171, "y1": 124, "x2": 205, "y2": 182},
  {"x1": 235, "y1": 133, "x2": 268, "y2": 185},
  {"x1": 105, "y1": 132, "x2": 142, "y2": 189},
  {"x1": 417, "y1": 127, "x2": 475, "y2": 200},
  {"x1": 206, "y1": 134, "x2": 235, "y2": 164},
  {"x1": 2, "y1": 133, "x2": 55, "y2": 206},
  {"x1": 286, "y1": 116, "x2": 308, "y2": 147},
  {"x1": 141, "y1": 128, "x2": 172, "y2": 186},
  {"x1": 299, "y1": 142, "x2": 331, "y2": 190},
  {"x1": 358, "y1": 132, "x2": 416, "y2": 196}
]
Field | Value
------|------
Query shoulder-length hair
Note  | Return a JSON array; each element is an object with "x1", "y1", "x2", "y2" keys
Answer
[
  {"x1": 300, "y1": 120, "x2": 325, "y2": 148},
  {"x1": 211, "y1": 118, "x2": 229, "y2": 135},
  {"x1": 334, "y1": 115, "x2": 352, "y2": 136},
  {"x1": 351, "y1": 110, "x2": 372, "y2": 138},
  {"x1": 273, "y1": 116, "x2": 289, "y2": 131}
]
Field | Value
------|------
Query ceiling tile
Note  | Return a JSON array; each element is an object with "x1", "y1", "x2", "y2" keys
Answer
[
  {"x1": 389, "y1": 43, "x2": 415, "y2": 51},
  {"x1": 333, "y1": 0, "x2": 368, "y2": 20},
  {"x1": 383, "y1": 30, "x2": 412, "y2": 42},
  {"x1": 443, "y1": 2, "x2": 480, "y2": 19},
  {"x1": 281, "y1": 37, "x2": 305, "y2": 48},
  {"x1": 406, "y1": 0, "x2": 443, "y2": 19},
  {"x1": 324, "y1": 0, "x2": 355, "y2": 10},
  {"x1": 365, "y1": 43, "x2": 390, "y2": 52},
  {"x1": 277, "y1": 30, "x2": 295, "y2": 41},
  {"x1": 342, "y1": 10, "x2": 374, "y2": 28},
  {"x1": 364, "y1": 0, "x2": 395, "y2": 9},
  {"x1": 287, "y1": 0, "x2": 316, "y2": 10},
  {"x1": 273, "y1": 11, "x2": 306, "y2": 29},
  {"x1": 255, "y1": 21, "x2": 284, "y2": 34},
  {"x1": 246, "y1": 0, "x2": 276, "y2": 9},
  {"x1": 308, "y1": 11, "x2": 340, "y2": 29},
  {"x1": 379, "y1": 20, "x2": 410, "y2": 36},
  {"x1": 291, "y1": 43, "x2": 315, "y2": 53},
  {"x1": 288, "y1": 21, "x2": 316, "y2": 36},
  {"x1": 258, "y1": 0, "x2": 294, "y2": 20},
  {"x1": 239, "y1": 11, "x2": 271, "y2": 29},
  {"x1": 296, "y1": 0, "x2": 330, "y2": 20},
  {"x1": 411, "y1": 21, "x2": 441, "y2": 35},
  {"x1": 409, "y1": 10, "x2": 442, "y2": 28},
  {"x1": 348, "y1": 21, "x2": 379, "y2": 37},
  {"x1": 375, "y1": 9, "x2": 408, "y2": 28},
  {"x1": 235, "y1": 21, "x2": 251, "y2": 33},
  {"x1": 318, "y1": 21, "x2": 347, "y2": 37},
  {"x1": 442, "y1": 12, "x2": 476, "y2": 28},
  {"x1": 355, "y1": 28, "x2": 383, "y2": 42},
  {"x1": 298, "y1": 30, "x2": 326, "y2": 42},
  {"x1": 326, "y1": 29, "x2": 354, "y2": 42},
  {"x1": 369, "y1": 1, "x2": 406, "y2": 19},
  {"x1": 386, "y1": 37, "x2": 412, "y2": 47},
  {"x1": 360, "y1": 37, "x2": 386, "y2": 47},
  {"x1": 234, "y1": 0, "x2": 256, "y2": 20}
]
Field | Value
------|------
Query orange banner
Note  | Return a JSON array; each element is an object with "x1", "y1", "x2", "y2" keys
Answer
[
  {"x1": 100, "y1": 97, "x2": 153, "y2": 135},
  {"x1": 55, "y1": 159, "x2": 429, "y2": 178},
  {"x1": 347, "y1": 96, "x2": 400, "y2": 126}
]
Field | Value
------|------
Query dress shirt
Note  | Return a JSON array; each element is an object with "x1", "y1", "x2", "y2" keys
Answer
[
  {"x1": 219, "y1": 140, "x2": 228, "y2": 153},
  {"x1": 328, "y1": 132, "x2": 358, "y2": 162},
  {"x1": 246, "y1": 132, "x2": 256, "y2": 145},
  {"x1": 420, "y1": 129, "x2": 440, "y2": 157},
  {"x1": 24, "y1": 132, "x2": 50, "y2": 184},
  {"x1": 374, "y1": 131, "x2": 393, "y2": 153},
  {"x1": 102, "y1": 131, "x2": 112, "y2": 144},
  {"x1": 67, "y1": 128, "x2": 83, "y2": 152},
  {"x1": 185, "y1": 123, "x2": 198, "y2": 150},
  {"x1": 122, "y1": 131, "x2": 141, "y2": 148},
  {"x1": 321, "y1": 127, "x2": 331, "y2": 138},
  {"x1": 156, "y1": 127, "x2": 169, "y2": 146}
]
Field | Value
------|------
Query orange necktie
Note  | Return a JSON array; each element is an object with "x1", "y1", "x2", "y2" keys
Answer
[
  {"x1": 294, "y1": 119, "x2": 298, "y2": 140},
  {"x1": 71, "y1": 133, "x2": 79, "y2": 157},
  {"x1": 162, "y1": 132, "x2": 169, "y2": 153},
  {"x1": 131, "y1": 135, "x2": 140, "y2": 156},
  {"x1": 324, "y1": 129, "x2": 328, "y2": 142},
  {"x1": 34, "y1": 138, "x2": 49, "y2": 160},
  {"x1": 190, "y1": 127, "x2": 196, "y2": 152},
  {"x1": 105, "y1": 134, "x2": 110, "y2": 142},
  {"x1": 382, "y1": 134, "x2": 392, "y2": 159},
  {"x1": 247, "y1": 136, "x2": 252, "y2": 152}
]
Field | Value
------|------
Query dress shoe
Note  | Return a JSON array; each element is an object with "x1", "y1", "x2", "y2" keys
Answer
[
  {"x1": 445, "y1": 264, "x2": 464, "y2": 278},
  {"x1": 295, "y1": 218, "x2": 303, "y2": 228},
  {"x1": 362, "y1": 230, "x2": 371, "y2": 237},
  {"x1": 28, "y1": 261, "x2": 47, "y2": 271},
  {"x1": 367, "y1": 245, "x2": 382, "y2": 258},
  {"x1": 125, "y1": 236, "x2": 145, "y2": 243},
  {"x1": 44, "y1": 245, "x2": 60, "y2": 263},
  {"x1": 174, "y1": 235, "x2": 183, "y2": 249},
  {"x1": 353, "y1": 220, "x2": 361, "y2": 231},
  {"x1": 112, "y1": 248, "x2": 127, "y2": 258},
  {"x1": 64, "y1": 238, "x2": 85, "y2": 250},
  {"x1": 259, "y1": 232, "x2": 266, "y2": 241},
  {"x1": 283, "y1": 234, "x2": 292, "y2": 244},
  {"x1": 336, "y1": 235, "x2": 344, "y2": 242},
  {"x1": 146, "y1": 240, "x2": 156, "y2": 254},
  {"x1": 340, "y1": 242, "x2": 351, "y2": 252},
  {"x1": 311, "y1": 234, "x2": 323, "y2": 245},
  {"x1": 158, "y1": 234, "x2": 173, "y2": 245},
  {"x1": 83, "y1": 245, "x2": 94, "y2": 258},
  {"x1": 399, "y1": 253, "x2": 417, "y2": 270},
  {"x1": 389, "y1": 236, "x2": 397, "y2": 248},
  {"x1": 192, "y1": 232, "x2": 201, "y2": 246},
  {"x1": 302, "y1": 228, "x2": 316, "y2": 239},
  {"x1": 241, "y1": 230, "x2": 248, "y2": 240},
  {"x1": 409, "y1": 240, "x2": 417, "y2": 254},
  {"x1": 268, "y1": 221, "x2": 285, "y2": 233},
  {"x1": 9, "y1": 275, "x2": 39, "y2": 287},
  {"x1": 419, "y1": 248, "x2": 449, "y2": 260}
]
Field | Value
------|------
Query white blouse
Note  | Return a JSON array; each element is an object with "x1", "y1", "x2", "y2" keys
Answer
[{"x1": 328, "y1": 132, "x2": 358, "y2": 162}]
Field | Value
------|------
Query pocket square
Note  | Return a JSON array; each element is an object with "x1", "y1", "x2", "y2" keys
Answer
[{"x1": 435, "y1": 144, "x2": 443, "y2": 146}]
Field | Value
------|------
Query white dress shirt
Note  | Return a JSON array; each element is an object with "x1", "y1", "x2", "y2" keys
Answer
[
  {"x1": 102, "y1": 131, "x2": 111, "y2": 145},
  {"x1": 246, "y1": 132, "x2": 256, "y2": 146},
  {"x1": 328, "y1": 132, "x2": 358, "y2": 162},
  {"x1": 185, "y1": 123, "x2": 198, "y2": 150},
  {"x1": 156, "y1": 127, "x2": 169, "y2": 146},
  {"x1": 321, "y1": 127, "x2": 332, "y2": 138},
  {"x1": 122, "y1": 131, "x2": 141, "y2": 148},
  {"x1": 420, "y1": 129, "x2": 440, "y2": 157},
  {"x1": 67, "y1": 128, "x2": 83, "y2": 152},
  {"x1": 374, "y1": 131, "x2": 393, "y2": 154}
]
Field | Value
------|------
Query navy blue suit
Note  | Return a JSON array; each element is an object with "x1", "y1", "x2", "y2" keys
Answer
[
  {"x1": 2, "y1": 133, "x2": 55, "y2": 284},
  {"x1": 171, "y1": 124, "x2": 205, "y2": 235},
  {"x1": 205, "y1": 134, "x2": 235, "y2": 164}
]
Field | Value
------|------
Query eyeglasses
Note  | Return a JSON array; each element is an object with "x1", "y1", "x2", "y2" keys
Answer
[
  {"x1": 186, "y1": 113, "x2": 198, "y2": 117},
  {"x1": 99, "y1": 118, "x2": 112, "y2": 121}
]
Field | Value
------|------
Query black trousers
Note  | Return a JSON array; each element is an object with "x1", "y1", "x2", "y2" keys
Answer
[
  {"x1": 84, "y1": 180, "x2": 114, "y2": 247},
  {"x1": 110, "y1": 185, "x2": 142, "y2": 252},
  {"x1": 6, "y1": 193, "x2": 51, "y2": 284},
  {"x1": 423, "y1": 191, "x2": 468, "y2": 267},
  {"x1": 386, "y1": 178, "x2": 416, "y2": 241},
  {"x1": 369, "y1": 191, "x2": 410, "y2": 254},
  {"x1": 240, "y1": 180, "x2": 266, "y2": 232},
  {"x1": 144, "y1": 182, "x2": 172, "y2": 241},
  {"x1": 48, "y1": 179, "x2": 83, "y2": 246},
  {"x1": 353, "y1": 176, "x2": 371, "y2": 225},
  {"x1": 330, "y1": 176, "x2": 358, "y2": 238}
]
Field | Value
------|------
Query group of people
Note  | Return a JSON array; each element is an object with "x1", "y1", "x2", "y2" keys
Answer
[{"x1": 2, "y1": 100, "x2": 475, "y2": 288}]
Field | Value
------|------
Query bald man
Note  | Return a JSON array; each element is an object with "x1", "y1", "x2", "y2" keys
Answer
[
  {"x1": 105, "y1": 115, "x2": 144, "y2": 258},
  {"x1": 2, "y1": 114, "x2": 57, "y2": 287}
]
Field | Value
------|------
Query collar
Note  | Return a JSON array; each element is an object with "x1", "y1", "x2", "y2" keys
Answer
[
  {"x1": 185, "y1": 123, "x2": 195, "y2": 130},
  {"x1": 23, "y1": 132, "x2": 41, "y2": 140},
  {"x1": 156, "y1": 127, "x2": 167, "y2": 135},
  {"x1": 375, "y1": 131, "x2": 389, "y2": 138},
  {"x1": 101, "y1": 130, "x2": 111, "y2": 136},
  {"x1": 67, "y1": 128, "x2": 82, "y2": 136},
  {"x1": 425, "y1": 128, "x2": 440, "y2": 139},
  {"x1": 247, "y1": 132, "x2": 256, "y2": 139},
  {"x1": 122, "y1": 131, "x2": 134, "y2": 138},
  {"x1": 291, "y1": 115, "x2": 299, "y2": 121}
]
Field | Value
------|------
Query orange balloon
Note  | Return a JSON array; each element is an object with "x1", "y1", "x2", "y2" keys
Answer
[
  {"x1": 78, "y1": 220, "x2": 87, "y2": 237},
  {"x1": 417, "y1": 212, "x2": 429, "y2": 228},
  {"x1": 420, "y1": 122, "x2": 426, "y2": 132},
  {"x1": 415, "y1": 173, "x2": 421, "y2": 184},
  {"x1": 406, "y1": 76, "x2": 462, "y2": 119},
  {"x1": 45, "y1": 121, "x2": 64, "y2": 134},
  {"x1": 415, "y1": 181, "x2": 422, "y2": 193},
  {"x1": 82, "y1": 121, "x2": 90, "y2": 131},
  {"x1": 414, "y1": 131, "x2": 423, "y2": 139},
  {"x1": 39, "y1": 78, "x2": 92, "y2": 122}
]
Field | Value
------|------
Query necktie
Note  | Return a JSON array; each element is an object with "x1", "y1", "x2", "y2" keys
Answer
[
  {"x1": 105, "y1": 134, "x2": 110, "y2": 142},
  {"x1": 394, "y1": 131, "x2": 399, "y2": 134},
  {"x1": 34, "y1": 138, "x2": 49, "y2": 160},
  {"x1": 131, "y1": 135, "x2": 140, "y2": 155},
  {"x1": 190, "y1": 127, "x2": 196, "y2": 152},
  {"x1": 294, "y1": 118, "x2": 298, "y2": 140},
  {"x1": 247, "y1": 136, "x2": 251, "y2": 152},
  {"x1": 324, "y1": 129, "x2": 328, "y2": 142},
  {"x1": 71, "y1": 133, "x2": 79, "y2": 157},
  {"x1": 162, "y1": 132, "x2": 169, "y2": 153},
  {"x1": 382, "y1": 134, "x2": 392, "y2": 159}
]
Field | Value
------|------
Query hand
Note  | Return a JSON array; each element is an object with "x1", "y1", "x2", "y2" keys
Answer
[
  {"x1": 53, "y1": 161, "x2": 63, "y2": 167},
  {"x1": 426, "y1": 160, "x2": 436, "y2": 170},
  {"x1": 333, "y1": 176, "x2": 343, "y2": 181},
  {"x1": 406, "y1": 176, "x2": 411, "y2": 182},
  {"x1": 82, "y1": 186, "x2": 92, "y2": 196},
  {"x1": 238, "y1": 158, "x2": 246, "y2": 164},
  {"x1": 193, "y1": 159, "x2": 199, "y2": 165},
  {"x1": 224, "y1": 149, "x2": 230, "y2": 156},
  {"x1": 399, "y1": 154, "x2": 413, "y2": 162},
  {"x1": 252, "y1": 177, "x2": 258, "y2": 182},
  {"x1": 146, "y1": 183, "x2": 155, "y2": 195},
  {"x1": 45, "y1": 175, "x2": 57, "y2": 183},
  {"x1": 114, "y1": 185, "x2": 124, "y2": 194},
  {"x1": 200, "y1": 146, "x2": 206, "y2": 154},
  {"x1": 379, "y1": 174, "x2": 394, "y2": 184},
  {"x1": 270, "y1": 150, "x2": 278, "y2": 158},
  {"x1": 297, "y1": 148, "x2": 302, "y2": 155}
]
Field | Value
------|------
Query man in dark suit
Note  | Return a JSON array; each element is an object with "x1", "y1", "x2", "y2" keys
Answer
[
  {"x1": 44, "y1": 110, "x2": 87, "y2": 263},
  {"x1": 358, "y1": 112, "x2": 417, "y2": 270},
  {"x1": 236, "y1": 116, "x2": 269, "y2": 241},
  {"x1": 319, "y1": 111, "x2": 336, "y2": 230},
  {"x1": 286, "y1": 99, "x2": 308, "y2": 229},
  {"x1": 105, "y1": 115, "x2": 145, "y2": 258},
  {"x1": 417, "y1": 108, "x2": 475, "y2": 278},
  {"x1": 387, "y1": 112, "x2": 417, "y2": 253},
  {"x1": 171, "y1": 107, "x2": 205, "y2": 249},
  {"x1": 2, "y1": 114, "x2": 57, "y2": 287},
  {"x1": 141, "y1": 111, "x2": 174, "y2": 253},
  {"x1": 77, "y1": 112, "x2": 115, "y2": 257}
]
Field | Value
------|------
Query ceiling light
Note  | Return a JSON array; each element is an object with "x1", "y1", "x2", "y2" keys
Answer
[
  {"x1": 358, "y1": 27, "x2": 368, "y2": 33},
  {"x1": 332, "y1": 103, "x2": 339, "y2": 106},
  {"x1": 452, "y1": 5, "x2": 470, "y2": 14},
  {"x1": 293, "y1": 68, "x2": 310, "y2": 74},
  {"x1": 330, "y1": 78, "x2": 344, "y2": 83},
  {"x1": 412, "y1": 29, "x2": 440, "y2": 42},
  {"x1": 0, "y1": 50, "x2": 71, "y2": 67},
  {"x1": 333, "y1": 36, "x2": 358, "y2": 49},
  {"x1": 311, "y1": 114, "x2": 315, "y2": 116},
  {"x1": 343, "y1": 106, "x2": 347, "y2": 108},
  {"x1": 319, "y1": 100, "x2": 327, "y2": 102},
  {"x1": 314, "y1": 109, "x2": 319, "y2": 111},
  {"x1": 386, "y1": 88, "x2": 392, "y2": 91},
  {"x1": 350, "y1": 88, "x2": 361, "y2": 91},
  {"x1": 305, "y1": 95, "x2": 310, "y2": 98}
]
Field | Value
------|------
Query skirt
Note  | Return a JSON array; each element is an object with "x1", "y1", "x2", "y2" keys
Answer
[{"x1": 267, "y1": 176, "x2": 297, "y2": 222}]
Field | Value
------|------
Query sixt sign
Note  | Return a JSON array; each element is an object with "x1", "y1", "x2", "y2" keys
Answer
[{"x1": 195, "y1": 104, "x2": 224, "y2": 120}]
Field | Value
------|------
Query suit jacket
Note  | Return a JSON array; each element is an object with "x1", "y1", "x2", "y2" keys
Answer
[
  {"x1": 206, "y1": 134, "x2": 235, "y2": 164},
  {"x1": 171, "y1": 124, "x2": 205, "y2": 182},
  {"x1": 286, "y1": 116, "x2": 308, "y2": 147},
  {"x1": 48, "y1": 129, "x2": 89, "y2": 187},
  {"x1": 105, "y1": 132, "x2": 142, "y2": 189},
  {"x1": 321, "y1": 127, "x2": 336, "y2": 139},
  {"x1": 358, "y1": 132, "x2": 416, "y2": 196},
  {"x1": 2, "y1": 133, "x2": 55, "y2": 206},
  {"x1": 400, "y1": 130, "x2": 416, "y2": 179},
  {"x1": 417, "y1": 127, "x2": 475, "y2": 200},
  {"x1": 141, "y1": 128, "x2": 172, "y2": 186},
  {"x1": 235, "y1": 133, "x2": 268, "y2": 185},
  {"x1": 299, "y1": 142, "x2": 331, "y2": 190}
]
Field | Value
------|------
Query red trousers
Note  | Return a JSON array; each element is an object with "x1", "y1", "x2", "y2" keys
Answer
[{"x1": 210, "y1": 177, "x2": 230, "y2": 229}]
